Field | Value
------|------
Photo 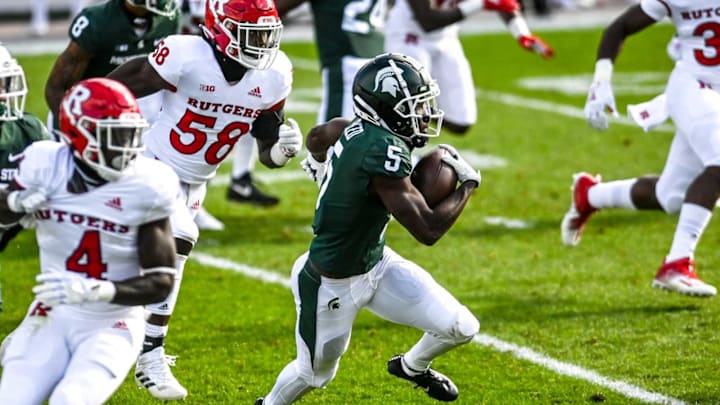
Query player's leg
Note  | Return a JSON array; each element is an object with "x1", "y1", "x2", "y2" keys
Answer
[
  {"x1": 366, "y1": 248, "x2": 478, "y2": 402},
  {"x1": 136, "y1": 185, "x2": 199, "y2": 400},
  {"x1": 0, "y1": 304, "x2": 68, "y2": 404},
  {"x1": 433, "y1": 37, "x2": 476, "y2": 135},
  {"x1": 260, "y1": 253, "x2": 360, "y2": 405},
  {"x1": 652, "y1": 68, "x2": 720, "y2": 296},
  {"x1": 30, "y1": 0, "x2": 49, "y2": 37},
  {"x1": 50, "y1": 311, "x2": 144, "y2": 404},
  {"x1": 227, "y1": 135, "x2": 279, "y2": 206}
]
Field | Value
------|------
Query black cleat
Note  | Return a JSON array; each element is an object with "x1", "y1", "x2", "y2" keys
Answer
[
  {"x1": 254, "y1": 398, "x2": 264, "y2": 405},
  {"x1": 226, "y1": 173, "x2": 279, "y2": 207},
  {"x1": 387, "y1": 354, "x2": 458, "y2": 402}
]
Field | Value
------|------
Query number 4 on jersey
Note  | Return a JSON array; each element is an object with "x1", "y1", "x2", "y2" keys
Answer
[{"x1": 66, "y1": 230, "x2": 107, "y2": 279}]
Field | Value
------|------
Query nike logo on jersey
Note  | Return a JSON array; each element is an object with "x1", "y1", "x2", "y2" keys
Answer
[{"x1": 7, "y1": 152, "x2": 24, "y2": 163}]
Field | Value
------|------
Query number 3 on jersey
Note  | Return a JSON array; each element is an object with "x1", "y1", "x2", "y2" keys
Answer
[{"x1": 66, "y1": 230, "x2": 107, "y2": 279}]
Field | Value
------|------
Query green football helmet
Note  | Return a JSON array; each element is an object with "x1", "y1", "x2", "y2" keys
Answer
[
  {"x1": 352, "y1": 52, "x2": 443, "y2": 148},
  {"x1": 127, "y1": 0, "x2": 179, "y2": 17}
]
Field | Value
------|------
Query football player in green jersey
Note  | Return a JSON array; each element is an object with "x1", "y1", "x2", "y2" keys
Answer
[
  {"x1": 44, "y1": 0, "x2": 179, "y2": 127},
  {"x1": 0, "y1": 44, "x2": 50, "y2": 316},
  {"x1": 257, "y1": 53, "x2": 481, "y2": 404},
  {"x1": 0, "y1": 44, "x2": 50, "y2": 253}
]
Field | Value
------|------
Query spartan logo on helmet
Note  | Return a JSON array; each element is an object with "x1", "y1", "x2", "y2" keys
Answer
[
  {"x1": 353, "y1": 53, "x2": 444, "y2": 148},
  {"x1": 373, "y1": 67, "x2": 401, "y2": 98}
]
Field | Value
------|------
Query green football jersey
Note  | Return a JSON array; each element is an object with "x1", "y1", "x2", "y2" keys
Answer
[
  {"x1": 69, "y1": 0, "x2": 179, "y2": 78},
  {"x1": 310, "y1": 0, "x2": 386, "y2": 68},
  {"x1": 0, "y1": 114, "x2": 50, "y2": 186},
  {"x1": 308, "y1": 120, "x2": 412, "y2": 277}
]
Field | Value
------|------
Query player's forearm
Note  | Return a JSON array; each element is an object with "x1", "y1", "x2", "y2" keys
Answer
[
  {"x1": 0, "y1": 189, "x2": 25, "y2": 226},
  {"x1": 111, "y1": 271, "x2": 174, "y2": 306}
]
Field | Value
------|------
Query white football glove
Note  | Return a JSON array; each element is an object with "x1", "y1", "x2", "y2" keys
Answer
[
  {"x1": 300, "y1": 154, "x2": 327, "y2": 187},
  {"x1": 438, "y1": 144, "x2": 481, "y2": 186},
  {"x1": 278, "y1": 118, "x2": 302, "y2": 158},
  {"x1": 6, "y1": 189, "x2": 47, "y2": 213},
  {"x1": 584, "y1": 80, "x2": 619, "y2": 131},
  {"x1": 32, "y1": 273, "x2": 116, "y2": 306}
]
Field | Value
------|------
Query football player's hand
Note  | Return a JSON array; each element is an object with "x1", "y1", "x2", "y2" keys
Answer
[
  {"x1": 584, "y1": 80, "x2": 619, "y2": 131},
  {"x1": 33, "y1": 273, "x2": 116, "y2": 306},
  {"x1": 438, "y1": 144, "x2": 481, "y2": 187},
  {"x1": 278, "y1": 118, "x2": 302, "y2": 158},
  {"x1": 6, "y1": 189, "x2": 47, "y2": 213},
  {"x1": 518, "y1": 35, "x2": 554, "y2": 59},
  {"x1": 300, "y1": 154, "x2": 327, "y2": 187}
]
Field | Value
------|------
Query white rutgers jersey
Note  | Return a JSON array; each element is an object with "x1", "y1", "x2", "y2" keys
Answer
[
  {"x1": 642, "y1": 0, "x2": 720, "y2": 83},
  {"x1": 14, "y1": 141, "x2": 180, "y2": 314},
  {"x1": 145, "y1": 35, "x2": 293, "y2": 184},
  {"x1": 386, "y1": 0, "x2": 460, "y2": 41}
]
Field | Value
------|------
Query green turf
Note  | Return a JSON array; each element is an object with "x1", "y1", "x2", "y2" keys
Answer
[{"x1": 4, "y1": 22, "x2": 720, "y2": 404}]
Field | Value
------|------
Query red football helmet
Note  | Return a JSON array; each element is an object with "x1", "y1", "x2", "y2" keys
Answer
[
  {"x1": 202, "y1": 0, "x2": 283, "y2": 70},
  {"x1": 59, "y1": 78, "x2": 148, "y2": 181}
]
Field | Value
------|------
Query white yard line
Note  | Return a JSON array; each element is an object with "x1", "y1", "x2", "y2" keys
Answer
[{"x1": 191, "y1": 251, "x2": 689, "y2": 405}]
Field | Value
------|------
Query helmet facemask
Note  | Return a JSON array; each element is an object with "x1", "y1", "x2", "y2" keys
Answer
[
  {"x1": 0, "y1": 48, "x2": 27, "y2": 121},
  {"x1": 218, "y1": 16, "x2": 282, "y2": 69},
  {"x1": 72, "y1": 112, "x2": 147, "y2": 181}
]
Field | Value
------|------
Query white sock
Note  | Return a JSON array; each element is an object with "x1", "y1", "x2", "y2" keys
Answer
[
  {"x1": 666, "y1": 203, "x2": 712, "y2": 262},
  {"x1": 403, "y1": 333, "x2": 455, "y2": 373},
  {"x1": 587, "y1": 179, "x2": 636, "y2": 209},
  {"x1": 145, "y1": 323, "x2": 168, "y2": 338},
  {"x1": 232, "y1": 135, "x2": 257, "y2": 179}
]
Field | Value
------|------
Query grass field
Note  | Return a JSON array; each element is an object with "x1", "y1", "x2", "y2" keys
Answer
[{"x1": 4, "y1": 20, "x2": 720, "y2": 405}]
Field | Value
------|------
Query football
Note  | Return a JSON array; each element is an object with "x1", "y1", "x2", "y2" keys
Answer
[{"x1": 411, "y1": 148, "x2": 458, "y2": 207}]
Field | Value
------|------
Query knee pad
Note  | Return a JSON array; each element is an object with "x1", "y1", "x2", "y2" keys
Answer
[{"x1": 449, "y1": 305, "x2": 480, "y2": 344}]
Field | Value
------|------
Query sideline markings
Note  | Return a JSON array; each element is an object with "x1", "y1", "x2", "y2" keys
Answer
[{"x1": 191, "y1": 251, "x2": 688, "y2": 405}]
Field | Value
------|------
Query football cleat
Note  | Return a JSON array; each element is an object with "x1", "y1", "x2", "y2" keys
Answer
[
  {"x1": 193, "y1": 206, "x2": 225, "y2": 231},
  {"x1": 387, "y1": 354, "x2": 458, "y2": 402},
  {"x1": 255, "y1": 398, "x2": 264, "y2": 405},
  {"x1": 135, "y1": 346, "x2": 188, "y2": 400},
  {"x1": 652, "y1": 257, "x2": 717, "y2": 297},
  {"x1": 226, "y1": 173, "x2": 279, "y2": 207},
  {"x1": 561, "y1": 172, "x2": 600, "y2": 247}
]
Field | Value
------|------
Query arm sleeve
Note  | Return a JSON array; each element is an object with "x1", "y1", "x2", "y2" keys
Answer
[
  {"x1": 68, "y1": 10, "x2": 101, "y2": 52},
  {"x1": 147, "y1": 35, "x2": 189, "y2": 89},
  {"x1": 361, "y1": 139, "x2": 412, "y2": 179},
  {"x1": 142, "y1": 162, "x2": 182, "y2": 223},
  {"x1": 13, "y1": 142, "x2": 60, "y2": 192}
]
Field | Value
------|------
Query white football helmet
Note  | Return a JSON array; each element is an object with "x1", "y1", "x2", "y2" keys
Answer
[{"x1": 0, "y1": 43, "x2": 27, "y2": 122}]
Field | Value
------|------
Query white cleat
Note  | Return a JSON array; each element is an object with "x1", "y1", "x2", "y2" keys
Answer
[
  {"x1": 652, "y1": 257, "x2": 717, "y2": 297},
  {"x1": 560, "y1": 172, "x2": 600, "y2": 247},
  {"x1": 194, "y1": 207, "x2": 225, "y2": 231},
  {"x1": 135, "y1": 346, "x2": 188, "y2": 400}
]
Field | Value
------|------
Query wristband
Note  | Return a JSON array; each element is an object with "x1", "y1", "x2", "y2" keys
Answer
[
  {"x1": 88, "y1": 280, "x2": 116, "y2": 303},
  {"x1": 270, "y1": 142, "x2": 291, "y2": 166},
  {"x1": 593, "y1": 58, "x2": 614, "y2": 82},
  {"x1": 457, "y1": 0, "x2": 484, "y2": 17},
  {"x1": 142, "y1": 266, "x2": 177, "y2": 275},
  {"x1": 508, "y1": 16, "x2": 531, "y2": 39}
]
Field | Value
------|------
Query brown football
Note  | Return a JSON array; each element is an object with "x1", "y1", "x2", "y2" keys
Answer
[{"x1": 411, "y1": 148, "x2": 458, "y2": 208}]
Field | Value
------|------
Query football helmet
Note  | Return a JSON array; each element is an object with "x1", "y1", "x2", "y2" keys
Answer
[
  {"x1": 202, "y1": 0, "x2": 283, "y2": 70},
  {"x1": 0, "y1": 43, "x2": 27, "y2": 121},
  {"x1": 353, "y1": 53, "x2": 443, "y2": 148},
  {"x1": 127, "y1": 0, "x2": 179, "y2": 17},
  {"x1": 59, "y1": 78, "x2": 148, "y2": 181}
]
